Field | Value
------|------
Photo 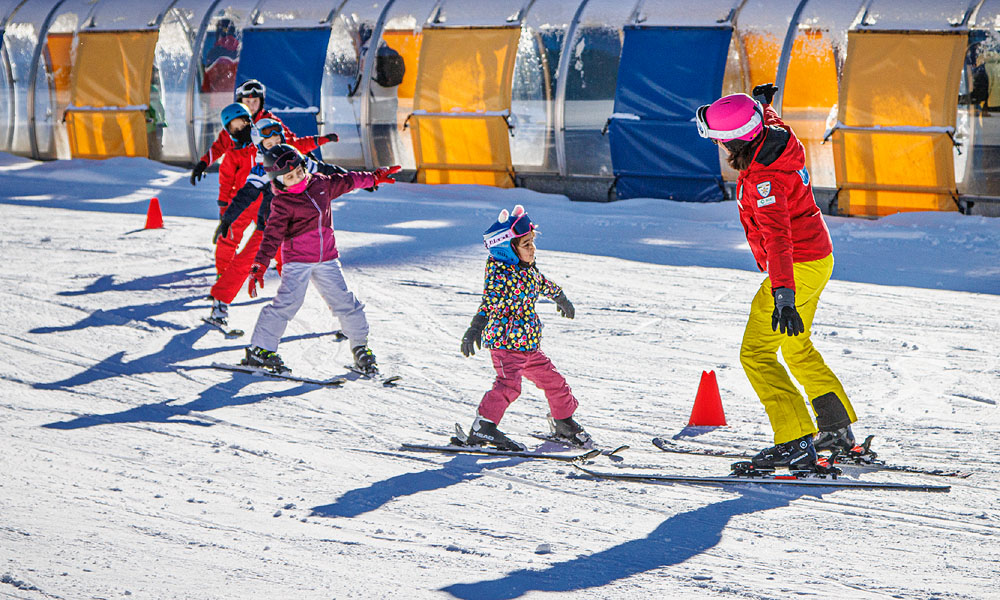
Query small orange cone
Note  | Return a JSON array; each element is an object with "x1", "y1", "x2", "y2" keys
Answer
[
  {"x1": 144, "y1": 197, "x2": 163, "y2": 229},
  {"x1": 687, "y1": 370, "x2": 727, "y2": 426}
]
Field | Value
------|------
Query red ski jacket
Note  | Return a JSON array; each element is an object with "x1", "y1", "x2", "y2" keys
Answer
[{"x1": 736, "y1": 105, "x2": 833, "y2": 291}]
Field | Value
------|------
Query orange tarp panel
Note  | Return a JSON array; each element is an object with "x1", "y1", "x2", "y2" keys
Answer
[
  {"x1": 65, "y1": 30, "x2": 158, "y2": 159},
  {"x1": 411, "y1": 27, "x2": 519, "y2": 187},
  {"x1": 45, "y1": 33, "x2": 74, "y2": 107},
  {"x1": 782, "y1": 29, "x2": 840, "y2": 188},
  {"x1": 412, "y1": 115, "x2": 512, "y2": 185},
  {"x1": 832, "y1": 31, "x2": 966, "y2": 216},
  {"x1": 66, "y1": 111, "x2": 149, "y2": 157},
  {"x1": 741, "y1": 32, "x2": 781, "y2": 93},
  {"x1": 382, "y1": 29, "x2": 422, "y2": 101},
  {"x1": 783, "y1": 30, "x2": 838, "y2": 110}
]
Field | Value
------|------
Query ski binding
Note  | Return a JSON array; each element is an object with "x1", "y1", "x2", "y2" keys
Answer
[
  {"x1": 201, "y1": 316, "x2": 244, "y2": 338},
  {"x1": 344, "y1": 364, "x2": 402, "y2": 387},
  {"x1": 211, "y1": 362, "x2": 346, "y2": 386}
]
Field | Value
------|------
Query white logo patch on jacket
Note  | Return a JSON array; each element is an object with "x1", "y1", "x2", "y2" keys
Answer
[
  {"x1": 756, "y1": 181, "x2": 771, "y2": 197},
  {"x1": 757, "y1": 195, "x2": 776, "y2": 208}
]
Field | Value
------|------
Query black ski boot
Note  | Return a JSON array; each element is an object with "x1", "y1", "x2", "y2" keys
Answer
[
  {"x1": 547, "y1": 414, "x2": 592, "y2": 447},
  {"x1": 206, "y1": 298, "x2": 229, "y2": 327},
  {"x1": 751, "y1": 434, "x2": 823, "y2": 470},
  {"x1": 352, "y1": 345, "x2": 378, "y2": 376},
  {"x1": 466, "y1": 415, "x2": 526, "y2": 452},
  {"x1": 241, "y1": 346, "x2": 289, "y2": 373}
]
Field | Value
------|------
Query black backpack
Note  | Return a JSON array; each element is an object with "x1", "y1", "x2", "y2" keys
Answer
[{"x1": 375, "y1": 45, "x2": 406, "y2": 88}]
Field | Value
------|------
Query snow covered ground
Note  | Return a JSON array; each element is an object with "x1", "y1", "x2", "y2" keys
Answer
[{"x1": 1, "y1": 152, "x2": 998, "y2": 599}]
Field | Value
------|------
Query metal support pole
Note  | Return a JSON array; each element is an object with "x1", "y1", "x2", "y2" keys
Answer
[
  {"x1": 554, "y1": 0, "x2": 591, "y2": 177},
  {"x1": 185, "y1": 0, "x2": 223, "y2": 165},
  {"x1": 773, "y1": 0, "x2": 808, "y2": 114},
  {"x1": 359, "y1": 0, "x2": 396, "y2": 169}
]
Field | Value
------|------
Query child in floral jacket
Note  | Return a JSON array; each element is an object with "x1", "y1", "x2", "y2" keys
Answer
[{"x1": 460, "y1": 205, "x2": 590, "y2": 451}]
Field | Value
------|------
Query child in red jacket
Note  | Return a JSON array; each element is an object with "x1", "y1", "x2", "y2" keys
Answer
[
  {"x1": 696, "y1": 83, "x2": 860, "y2": 473},
  {"x1": 241, "y1": 144, "x2": 400, "y2": 376},
  {"x1": 458, "y1": 206, "x2": 588, "y2": 451}
]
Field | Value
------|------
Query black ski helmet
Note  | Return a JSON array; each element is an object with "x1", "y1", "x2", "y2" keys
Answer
[{"x1": 262, "y1": 144, "x2": 305, "y2": 187}]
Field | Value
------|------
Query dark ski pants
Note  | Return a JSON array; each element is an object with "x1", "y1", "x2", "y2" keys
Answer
[{"x1": 477, "y1": 348, "x2": 578, "y2": 424}]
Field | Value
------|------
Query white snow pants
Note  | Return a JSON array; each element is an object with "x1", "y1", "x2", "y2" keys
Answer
[{"x1": 250, "y1": 259, "x2": 369, "y2": 352}]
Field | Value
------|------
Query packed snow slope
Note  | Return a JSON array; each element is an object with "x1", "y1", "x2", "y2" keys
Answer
[{"x1": 0, "y1": 152, "x2": 998, "y2": 600}]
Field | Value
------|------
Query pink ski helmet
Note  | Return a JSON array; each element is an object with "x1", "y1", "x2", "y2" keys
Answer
[{"x1": 695, "y1": 93, "x2": 764, "y2": 143}]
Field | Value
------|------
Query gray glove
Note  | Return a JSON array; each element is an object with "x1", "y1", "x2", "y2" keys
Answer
[
  {"x1": 554, "y1": 292, "x2": 574, "y2": 319},
  {"x1": 772, "y1": 287, "x2": 804, "y2": 336},
  {"x1": 461, "y1": 314, "x2": 488, "y2": 357}
]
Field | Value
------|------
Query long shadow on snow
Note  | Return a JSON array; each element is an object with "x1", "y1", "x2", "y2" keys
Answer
[
  {"x1": 310, "y1": 454, "x2": 525, "y2": 519},
  {"x1": 441, "y1": 486, "x2": 827, "y2": 600},
  {"x1": 42, "y1": 375, "x2": 317, "y2": 430},
  {"x1": 32, "y1": 327, "x2": 334, "y2": 394},
  {"x1": 31, "y1": 294, "x2": 202, "y2": 334},
  {"x1": 57, "y1": 266, "x2": 214, "y2": 297}
]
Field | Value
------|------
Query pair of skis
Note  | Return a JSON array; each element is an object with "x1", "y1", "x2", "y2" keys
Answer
[
  {"x1": 210, "y1": 362, "x2": 401, "y2": 387},
  {"x1": 401, "y1": 431, "x2": 953, "y2": 492},
  {"x1": 401, "y1": 424, "x2": 628, "y2": 463}
]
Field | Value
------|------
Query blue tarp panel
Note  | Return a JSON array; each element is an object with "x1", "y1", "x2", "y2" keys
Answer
[
  {"x1": 609, "y1": 26, "x2": 732, "y2": 202},
  {"x1": 236, "y1": 28, "x2": 329, "y2": 159}
]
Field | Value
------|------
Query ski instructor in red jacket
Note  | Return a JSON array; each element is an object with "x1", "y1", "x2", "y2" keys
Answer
[{"x1": 696, "y1": 83, "x2": 862, "y2": 473}]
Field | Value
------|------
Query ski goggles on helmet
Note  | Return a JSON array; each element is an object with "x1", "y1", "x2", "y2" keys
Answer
[
  {"x1": 263, "y1": 144, "x2": 304, "y2": 181},
  {"x1": 236, "y1": 80, "x2": 265, "y2": 99},
  {"x1": 695, "y1": 103, "x2": 763, "y2": 141},
  {"x1": 258, "y1": 122, "x2": 282, "y2": 139},
  {"x1": 483, "y1": 212, "x2": 534, "y2": 250}
]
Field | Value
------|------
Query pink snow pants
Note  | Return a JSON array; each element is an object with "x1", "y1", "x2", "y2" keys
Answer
[{"x1": 477, "y1": 348, "x2": 578, "y2": 424}]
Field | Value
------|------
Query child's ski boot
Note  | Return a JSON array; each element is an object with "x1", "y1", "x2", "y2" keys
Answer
[
  {"x1": 466, "y1": 415, "x2": 526, "y2": 452},
  {"x1": 206, "y1": 298, "x2": 229, "y2": 327},
  {"x1": 546, "y1": 414, "x2": 592, "y2": 448},
  {"x1": 241, "y1": 346, "x2": 289, "y2": 374},
  {"x1": 352, "y1": 345, "x2": 378, "y2": 376}
]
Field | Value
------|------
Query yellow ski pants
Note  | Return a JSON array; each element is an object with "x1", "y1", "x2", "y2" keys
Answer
[{"x1": 740, "y1": 253, "x2": 856, "y2": 445}]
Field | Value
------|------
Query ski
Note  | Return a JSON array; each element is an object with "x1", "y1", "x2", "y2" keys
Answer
[
  {"x1": 401, "y1": 442, "x2": 602, "y2": 462},
  {"x1": 344, "y1": 365, "x2": 402, "y2": 387},
  {"x1": 211, "y1": 362, "x2": 346, "y2": 386},
  {"x1": 651, "y1": 437, "x2": 970, "y2": 479},
  {"x1": 572, "y1": 464, "x2": 951, "y2": 492},
  {"x1": 201, "y1": 317, "x2": 244, "y2": 338},
  {"x1": 529, "y1": 433, "x2": 630, "y2": 458}
]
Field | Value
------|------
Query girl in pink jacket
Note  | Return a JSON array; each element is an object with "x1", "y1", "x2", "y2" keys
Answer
[{"x1": 242, "y1": 144, "x2": 400, "y2": 375}]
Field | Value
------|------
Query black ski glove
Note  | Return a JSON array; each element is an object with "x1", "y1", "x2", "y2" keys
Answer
[
  {"x1": 461, "y1": 314, "x2": 488, "y2": 357},
  {"x1": 771, "y1": 287, "x2": 804, "y2": 336},
  {"x1": 190, "y1": 160, "x2": 208, "y2": 186},
  {"x1": 554, "y1": 291, "x2": 575, "y2": 319},
  {"x1": 213, "y1": 220, "x2": 231, "y2": 245},
  {"x1": 752, "y1": 83, "x2": 779, "y2": 105}
]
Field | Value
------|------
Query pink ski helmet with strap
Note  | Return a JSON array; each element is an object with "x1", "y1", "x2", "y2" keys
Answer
[{"x1": 695, "y1": 93, "x2": 764, "y2": 143}]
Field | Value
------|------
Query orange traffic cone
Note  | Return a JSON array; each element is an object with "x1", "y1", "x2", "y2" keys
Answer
[
  {"x1": 144, "y1": 197, "x2": 163, "y2": 229},
  {"x1": 687, "y1": 370, "x2": 727, "y2": 426}
]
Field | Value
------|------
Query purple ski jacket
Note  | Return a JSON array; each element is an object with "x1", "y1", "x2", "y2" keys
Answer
[{"x1": 254, "y1": 171, "x2": 378, "y2": 266}]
